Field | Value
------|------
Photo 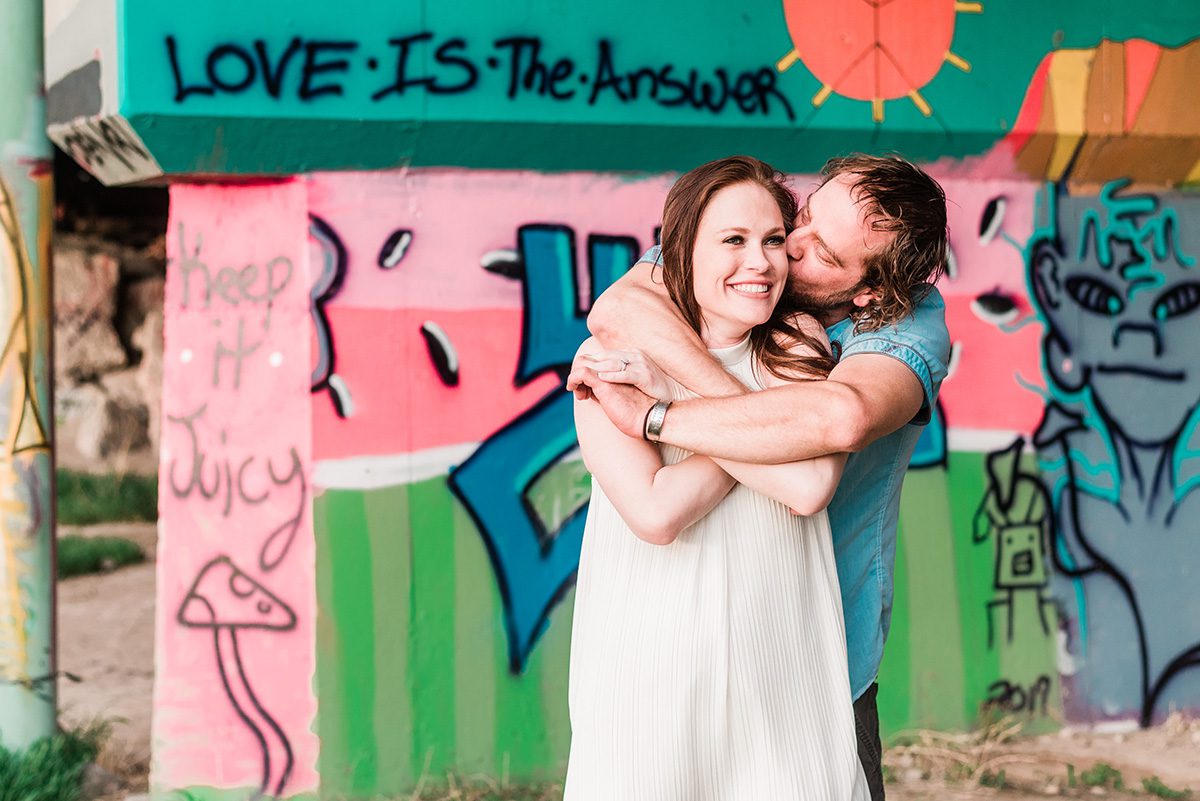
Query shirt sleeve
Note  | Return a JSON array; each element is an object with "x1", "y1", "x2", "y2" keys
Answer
[
  {"x1": 837, "y1": 287, "x2": 951, "y2": 426},
  {"x1": 637, "y1": 245, "x2": 662, "y2": 266}
]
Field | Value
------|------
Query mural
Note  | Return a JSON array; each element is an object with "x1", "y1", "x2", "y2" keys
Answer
[
  {"x1": 0, "y1": 0, "x2": 54, "y2": 747},
  {"x1": 0, "y1": 165, "x2": 54, "y2": 748},
  {"x1": 777, "y1": 0, "x2": 982, "y2": 123},
  {"x1": 1028, "y1": 181, "x2": 1200, "y2": 725},
  {"x1": 154, "y1": 183, "x2": 318, "y2": 798},
  {"x1": 133, "y1": 10, "x2": 1200, "y2": 801}
]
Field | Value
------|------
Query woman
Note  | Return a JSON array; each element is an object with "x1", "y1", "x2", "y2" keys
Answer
[{"x1": 565, "y1": 156, "x2": 869, "y2": 800}]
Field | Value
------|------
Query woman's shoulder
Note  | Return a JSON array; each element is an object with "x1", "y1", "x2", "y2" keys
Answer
[{"x1": 777, "y1": 312, "x2": 830, "y2": 349}]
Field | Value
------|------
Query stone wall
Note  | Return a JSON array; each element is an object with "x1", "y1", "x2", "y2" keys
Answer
[{"x1": 54, "y1": 231, "x2": 163, "y2": 475}]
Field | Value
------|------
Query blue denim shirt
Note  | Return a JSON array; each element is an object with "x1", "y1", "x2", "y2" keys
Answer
[
  {"x1": 635, "y1": 247, "x2": 950, "y2": 699},
  {"x1": 825, "y1": 289, "x2": 949, "y2": 699}
]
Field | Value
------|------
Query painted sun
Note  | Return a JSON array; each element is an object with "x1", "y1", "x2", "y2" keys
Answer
[{"x1": 777, "y1": 0, "x2": 982, "y2": 123}]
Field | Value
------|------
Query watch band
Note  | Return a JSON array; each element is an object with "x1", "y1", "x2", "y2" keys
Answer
[{"x1": 643, "y1": 400, "x2": 671, "y2": 442}]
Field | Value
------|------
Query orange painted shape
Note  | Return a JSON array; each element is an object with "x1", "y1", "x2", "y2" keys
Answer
[
  {"x1": 782, "y1": 0, "x2": 958, "y2": 101},
  {"x1": 1123, "y1": 39, "x2": 1163, "y2": 132},
  {"x1": 1004, "y1": 52, "x2": 1053, "y2": 153}
]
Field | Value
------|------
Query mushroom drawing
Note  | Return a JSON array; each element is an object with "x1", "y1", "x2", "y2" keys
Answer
[{"x1": 177, "y1": 555, "x2": 296, "y2": 799}]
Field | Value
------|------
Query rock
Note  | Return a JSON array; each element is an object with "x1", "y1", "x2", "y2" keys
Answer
[
  {"x1": 79, "y1": 762, "x2": 122, "y2": 799},
  {"x1": 99, "y1": 368, "x2": 145, "y2": 409},
  {"x1": 74, "y1": 383, "x2": 150, "y2": 461},
  {"x1": 116, "y1": 276, "x2": 164, "y2": 356},
  {"x1": 133, "y1": 311, "x2": 163, "y2": 452},
  {"x1": 55, "y1": 245, "x2": 127, "y2": 380}
]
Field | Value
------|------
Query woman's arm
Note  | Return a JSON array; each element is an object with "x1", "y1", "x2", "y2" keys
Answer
[
  {"x1": 587, "y1": 263, "x2": 746, "y2": 398},
  {"x1": 574, "y1": 338, "x2": 736, "y2": 545},
  {"x1": 709, "y1": 314, "x2": 849, "y2": 515}
]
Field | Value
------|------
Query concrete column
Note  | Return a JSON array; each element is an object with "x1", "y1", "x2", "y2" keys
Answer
[{"x1": 0, "y1": 0, "x2": 56, "y2": 749}]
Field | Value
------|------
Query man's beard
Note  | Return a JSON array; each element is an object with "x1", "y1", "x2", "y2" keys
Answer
[{"x1": 782, "y1": 280, "x2": 867, "y2": 316}]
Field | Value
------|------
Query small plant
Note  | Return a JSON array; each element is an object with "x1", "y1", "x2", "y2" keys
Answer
[
  {"x1": 1143, "y1": 776, "x2": 1192, "y2": 799},
  {"x1": 57, "y1": 535, "x2": 145, "y2": 579},
  {"x1": 1081, "y1": 761, "x2": 1125, "y2": 791},
  {"x1": 979, "y1": 769, "x2": 1007, "y2": 789},
  {"x1": 881, "y1": 764, "x2": 897, "y2": 785},
  {"x1": 0, "y1": 723, "x2": 107, "y2": 801},
  {"x1": 56, "y1": 469, "x2": 157, "y2": 525},
  {"x1": 1067, "y1": 762, "x2": 1077, "y2": 788}
]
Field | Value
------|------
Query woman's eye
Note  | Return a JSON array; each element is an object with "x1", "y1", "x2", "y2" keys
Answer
[
  {"x1": 765, "y1": 236, "x2": 785, "y2": 246},
  {"x1": 724, "y1": 236, "x2": 744, "y2": 245},
  {"x1": 1153, "y1": 282, "x2": 1200, "y2": 321},
  {"x1": 1065, "y1": 275, "x2": 1124, "y2": 316}
]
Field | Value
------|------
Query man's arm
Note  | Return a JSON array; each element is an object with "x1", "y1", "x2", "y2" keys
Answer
[
  {"x1": 588, "y1": 262, "x2": 745, "y2": 398},
  {"x1": 577, "y1": 353, "x2": 925, "y2": 464}
]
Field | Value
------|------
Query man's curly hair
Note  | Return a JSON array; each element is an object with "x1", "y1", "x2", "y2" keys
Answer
[{"x1": 821, "y1": 154, "x2": 948, "y2": 331}]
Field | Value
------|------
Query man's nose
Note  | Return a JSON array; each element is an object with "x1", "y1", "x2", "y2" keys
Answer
[{"x1": 786, "y1": 229, "x2": 806, "y2": 260}]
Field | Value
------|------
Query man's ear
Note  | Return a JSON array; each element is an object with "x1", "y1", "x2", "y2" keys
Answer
[{"x1": 851, "y1": 287, "x2": 878, "y2": 309}]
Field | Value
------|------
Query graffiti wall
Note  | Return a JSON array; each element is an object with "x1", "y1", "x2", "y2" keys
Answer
[
  {"x1": 154, "y1": 183, "x2": 318, "y2": 798},
  {"x1": 137, "y1": 6, "x2": 1200, "y2": 801},
  {"x1": 0, "y1": 0, "x2": 55, "y2": 751}
]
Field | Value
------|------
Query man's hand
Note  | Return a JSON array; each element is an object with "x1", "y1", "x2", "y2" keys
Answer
[
  {"x1": 567, "y1": 366, "x2": 656, "y2": 440},
  {"x1": 566, "y1": 349, "x2": 673, "y2": 402}
]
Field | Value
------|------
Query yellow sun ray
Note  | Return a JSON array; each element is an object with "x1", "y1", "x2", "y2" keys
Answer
[
  {"x1": 908, "y1": 90, "x2": 932, "y2": 117},
  {"x1": 872, "y1": 98, "x2": 884, "y2": 123},
  {"x1": 946, "y1": 51, "x2": 972, "y2": 72},
  {"x1": 812, "y1": 84, "x2": 834, "y2": 108},
  {"x1": 777, "y1": 50, "x2": 801, "y2": 73},
  {"x1": 955, "y1": 1, "x2": 983, "y2": 12}
]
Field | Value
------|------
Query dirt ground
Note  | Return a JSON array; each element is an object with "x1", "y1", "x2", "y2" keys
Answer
[{"x1": 56, "y1": 523, "x2": 1200, "y2": 801}]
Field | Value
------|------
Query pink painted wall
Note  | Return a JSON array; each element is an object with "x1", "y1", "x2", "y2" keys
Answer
[{"x1": 153, "y1": 181, "x2": 318, "y2": 797}]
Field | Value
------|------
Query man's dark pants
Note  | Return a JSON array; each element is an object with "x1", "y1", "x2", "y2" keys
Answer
[{"x1": 854, "y1": 683, "x2": 885, "y2": 801}]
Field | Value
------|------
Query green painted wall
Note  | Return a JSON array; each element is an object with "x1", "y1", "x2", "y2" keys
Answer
[{"x1": 43, "y1": 1, "x2": 1200, "y2": 179}]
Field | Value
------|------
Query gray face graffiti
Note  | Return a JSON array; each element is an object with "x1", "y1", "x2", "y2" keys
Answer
[
  {"x1": 1028, "y1": 181, "x2": 1200, "y2": 726},
  {"x1": 1031, "y1": 182, "x2": 1200, "y2": 451}
]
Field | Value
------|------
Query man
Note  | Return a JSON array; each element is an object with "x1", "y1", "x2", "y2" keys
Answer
[{"x1": 567, "y1": 154, "x2": 951, "y2": 800}]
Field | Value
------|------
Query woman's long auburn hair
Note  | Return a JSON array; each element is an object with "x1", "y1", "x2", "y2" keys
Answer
[{"x1": 657, "y1": 156, "x2": 836, "y2": 382}]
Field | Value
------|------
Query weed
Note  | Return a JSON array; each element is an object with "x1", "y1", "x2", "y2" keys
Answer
[
  {"x1": 0, "y1": 722, "x2": 108, "y2": 801},
  {"x1": 57, "y1": 470, "x2": 157, "y2": 525},
  {"x1": 1143, "y1": 776, "x2": 1192, "y2": 799},
  {"x1": 57, "y1": 535, "x2": 145, "y2": 579},
  {"x1": 881, "y1": 764, "x2": 897, "y2": 785},
  {"x1": 406, "y1": 775, "x2": 563, "y2": 800},
  {"x1": 1081, "y1": 761, "x2": 1125, "y2": 791},
  {"x1": 1067, "y1": 762, "x2": 1077, "y2": 788},
  {"x1": 980, "y1": 769, "x2": 1007, "y2": 789}
]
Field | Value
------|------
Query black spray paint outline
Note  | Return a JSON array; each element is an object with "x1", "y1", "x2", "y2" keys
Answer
[{"x1": 177, "y1": 556, "x2": 296, "y2": 799}]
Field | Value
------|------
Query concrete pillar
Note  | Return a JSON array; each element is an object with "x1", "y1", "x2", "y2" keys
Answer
[{"x1": 0, "y1": 0, "x2": 57, "y2": 749}]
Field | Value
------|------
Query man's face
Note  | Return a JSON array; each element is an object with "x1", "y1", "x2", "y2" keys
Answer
[{"x1": 784, "y1": 173, "x2": 891, "y2": 315}]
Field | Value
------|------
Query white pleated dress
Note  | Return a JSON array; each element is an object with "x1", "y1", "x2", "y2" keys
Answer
[{"x1": 564, "y1": 337, "x2": 869, "y2": 801}]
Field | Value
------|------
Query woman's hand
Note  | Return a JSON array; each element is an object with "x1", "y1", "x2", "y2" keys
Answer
[{"x1": 568, "y1": 349, "x2": 674, "y2": 401}]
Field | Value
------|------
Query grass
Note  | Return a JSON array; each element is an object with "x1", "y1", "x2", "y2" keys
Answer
[
  {"x1": 884, "y1": 717, "x2": 1031, "y2": 788},
  {"x1": 1081, "y1": 761, "x2": 1126, "y2": 791},
  {"x1": 56, "y1": 470, "x2": 157, "y2": 526},
  {"x1": 57, "y1": 535, "x2": 145, "y2": 579},
  {"x1": 0, "y1": 723, "x2": 106, "y2": 801},
  {"x1": 404, "y1": 776, "x2": 562, "y2": 800},
  {"x1": 1143, "y1": 776, "x2": 1193, "y2": 799}
]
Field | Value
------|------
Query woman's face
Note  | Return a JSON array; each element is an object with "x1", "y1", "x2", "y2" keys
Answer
[{"x1": 691, "y1": 181, "x2": 789, "y2": 346}]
